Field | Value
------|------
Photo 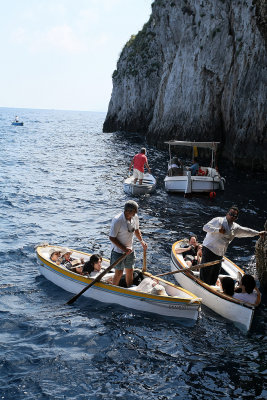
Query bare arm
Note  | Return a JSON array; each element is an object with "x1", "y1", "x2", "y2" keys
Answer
[
  {"x1": 134, "y1": 229, "x2": 148, "y2": 250},
  {"x1": 129, "y1": 159, "x2": 134, "y2": 172},
  {"x1": 175, "y1": 246, "x2": 193, "y2": 254},
  {"x1": 144, "y1": 162, "x2": 151, "y2": 173}
]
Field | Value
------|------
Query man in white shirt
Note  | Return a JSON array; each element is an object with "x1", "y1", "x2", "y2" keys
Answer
[
  {"x1": 109, "y1": 200, "x2": 148, "y2": 287},
  {"x1": 200, "y1": 205, "x2": 266, "y2": 285}
]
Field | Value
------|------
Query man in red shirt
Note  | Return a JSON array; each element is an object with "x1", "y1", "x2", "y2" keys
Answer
[{"x1": 129, "y1": 148, "x2": 151, "y2": 185}]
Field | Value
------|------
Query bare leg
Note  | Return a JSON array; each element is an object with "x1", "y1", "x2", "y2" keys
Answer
[
  {"x1": 139, "y1": 179, "x2": 143, "y2": 185},
  {"x1": 125, "y1": 268, "x2": 134, "y2": 287},
  {"x1": 133, "y1": 178, "x2": 138, "y2": 184},
  {"x1": 112, "y1": 270, "x2": 123, "y2": 286}
]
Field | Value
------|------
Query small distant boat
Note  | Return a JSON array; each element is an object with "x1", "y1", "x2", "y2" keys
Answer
[
  {"x1": 164, "y1": 141, "x2": 225, "y2": 194},
  {"x1": 36, "y1": 244, "x2": 201, "y2": 322},
  {"x1": 123, "y1": 173, "x2": 156, "y2": 196},
  {"x1": 170, "y1": 240, "x2": 261, "y2": 331},
  {"x1": 12, "y1": 121, "x2": 24, "y2": 126}
]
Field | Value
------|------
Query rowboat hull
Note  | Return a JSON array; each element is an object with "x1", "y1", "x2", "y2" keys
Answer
[
  {"x1": 36, "y1": 245, "x2": 201, "y2": 323},
  {"x1": 12, "y1": 122, "x2": 24, "y2": 126},
  {"x1": 164, "y1": 169, "x2": 225, "y2": 193},
  {"x1": 171, "y1": 241, "x2": 261, "y2": 331},
  {"x1": 124, "y1": 173, "x2": 156, "y2": 196}
]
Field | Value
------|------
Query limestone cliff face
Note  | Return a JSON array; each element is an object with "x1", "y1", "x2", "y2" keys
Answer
[
  {"x1": 103, "y1": 0, "x2": 267, "y2": 171},
  {"x1": 255, "y1": 220, "x2": 267, "y2": 291}
]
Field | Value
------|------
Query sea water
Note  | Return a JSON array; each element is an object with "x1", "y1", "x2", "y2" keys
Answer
[{"x1": 0, "y1": 107, "x2": 266, "y2": 399}]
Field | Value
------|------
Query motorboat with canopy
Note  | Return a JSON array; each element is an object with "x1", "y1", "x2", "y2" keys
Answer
[{"x1": 164, "y1": 141, "x2": 225, "y2": 194}]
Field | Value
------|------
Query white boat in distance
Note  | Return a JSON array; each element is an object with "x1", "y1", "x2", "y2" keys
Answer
[
  {"x1": 123, "y1": 173, "x2": 156, "y2": 196},
  {"x1": 164, "y1": 141, "x2": 225, "y2": 194},
  {"x1": 36, "y1": 244, "x2": 201, "y2": 323},
  {"x1": 170, "y1": 240, "x2": 261, "y2": 331}
]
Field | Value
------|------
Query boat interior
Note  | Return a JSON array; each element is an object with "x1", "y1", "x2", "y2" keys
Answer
[
  {"x1": 37, "y1": 245, "x2": 198, "y2": 300},
  {"x1": 167, "y1": 165, "x2": 219, "y2": 178}
]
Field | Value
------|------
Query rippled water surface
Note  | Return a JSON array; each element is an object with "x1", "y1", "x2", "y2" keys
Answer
[{"x1": 0, "y1": 108, "x2": 266, "y2": 399}]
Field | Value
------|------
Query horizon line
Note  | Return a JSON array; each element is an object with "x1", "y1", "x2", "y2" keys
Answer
[{"x1": 0, "y1": 105, "x2": 107, "y2": 113}]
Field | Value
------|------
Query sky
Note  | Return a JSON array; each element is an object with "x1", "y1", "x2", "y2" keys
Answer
[{"x1": 0, "y1": 0, "x2": 153, "y2": 112}]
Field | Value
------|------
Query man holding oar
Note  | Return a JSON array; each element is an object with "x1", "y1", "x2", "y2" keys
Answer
[
  {"x1": 109, "y1": 200, "x2": 148, "y2": 287},
  {"x1": 200, "y1": 205, "x2": 266, "y2": 285}
]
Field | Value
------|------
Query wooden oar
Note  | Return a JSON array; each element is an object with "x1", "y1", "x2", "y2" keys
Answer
[
  {"x1": 66, "y1": 253, "x2": 127, "y2": 305},
  {"x1": 155, "y1": 259, "x2": 221, "y2": 277},
  {"x1": 142, "y1": 248, "x2": 147, "y2": 273}
]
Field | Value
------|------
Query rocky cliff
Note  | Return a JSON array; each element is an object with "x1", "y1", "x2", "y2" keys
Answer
[
  {"x1": 103, "y1": 0, "x2": 267, "y2": 171},
  {"x1": 255, "y1": 220, "x2": 267, "y2": 291}
]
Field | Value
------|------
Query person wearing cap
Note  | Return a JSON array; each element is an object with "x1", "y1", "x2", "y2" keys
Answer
[
  {"x1": 109, "y1": 200, "x2": 148, "y2": 287},
  {"x1": 60, "y1": 248, "x2": 84, "y2": 274},
  {"x1": 200, "y1": 205, "x2": 266, "y2": 285},
  {"x1": 129, "y1": 148, "x2": 151, "y2": 185},
  {"x1": 49, "y1": 248, "x2": 61, "y2": 265}
]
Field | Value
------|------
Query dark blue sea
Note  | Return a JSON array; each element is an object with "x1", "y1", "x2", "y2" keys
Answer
[{"x1": 0, "y1": 107, "x2": 266, "y2": 400}]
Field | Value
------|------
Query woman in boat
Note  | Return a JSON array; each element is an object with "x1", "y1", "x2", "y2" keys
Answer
[
  {"x1": 219, "y1": 276, "x2": 235, "y2": 296},
  {"x1": 196, "y1": 244, "x2": 203, "y2": 264},
  {"x1": 60, "y1": 248, "x2": 84, "y2": 274},
  {"x1": 49, "y1": 248, "x2": 61, "y2": 265},
  {"x1": 233, "y1": 274, "x2": 258, "y2": 304},
  {"x1": 83, "y1": 254, "x2": 114, "y2": 283},
  {"x1": 134, "y1": 277, "x2": 168, "y2": 296},
  {"x1": 175, "y1": 236, "x2": 199, "y2": 267}
]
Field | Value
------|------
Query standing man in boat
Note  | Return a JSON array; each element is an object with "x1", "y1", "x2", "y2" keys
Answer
[
  {"x1": 200, "y1": 205, "x2": 266, "y2": 285},
  {"x1": 109, "y1": 200, "x2": 148, "y2": 287},
  {"x1": 129, "y1": 148, "x2": 151, "y2": 185}
]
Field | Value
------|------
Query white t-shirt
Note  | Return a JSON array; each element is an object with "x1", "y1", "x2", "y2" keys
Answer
[
  {"x1": 89, "y1": 269, "x2": 114, "y2": 283},
  {"x1": 233, "y1": 291, "x2": 258, "y2": 304},
  {"x1": 109, "y1": 211, "x2": 139, "y2": 253},
  {"x1": 202, "y1": 216, "x2": 259, "y2": 256}
]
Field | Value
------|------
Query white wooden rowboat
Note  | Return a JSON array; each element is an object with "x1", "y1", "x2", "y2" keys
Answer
[
  {"x1": 170, "y1": 240, "x2": 261, "y2": 331},
  {"x1": 164, "y1": 141, "x2": 225, "y2": 194},
  {"x1": 36, "y1": 244, "x2": 201, "y2": 323},
  {"x1": 123, "y1": 173, "x2": 156, "y2": 196}
]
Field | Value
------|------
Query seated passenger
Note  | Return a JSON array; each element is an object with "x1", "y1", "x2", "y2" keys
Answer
[
  {"x1": 175, "y1": 236, "x2": 199, "y2": 267},
  {"x1": 60, "y1": 248, "x2": 84, "y2": 274},
  {"x1": 196, "y1": 244, "x2": 203, "y2": 265},
  {"x1": 188, "y1": 157, "x2": 199, "y2": 176},
  {"x1": 49, "y1": 248, "x2": 61, "y2": 265},
  {"x1": 233, "y1": 274, "x2": 258, "y2": 304},
  {"x1": 83, "y1": 254, "x2": 113, "y2": 283},
  {"x1": 134, "y1": 277, "x2": 168, "y2": 296},
  {"x1": 219, "y1": 276, "x2": 235, "y2": 296},
  {"x1": 168, "y1": 157, "x2": 183, "y2": 176}
]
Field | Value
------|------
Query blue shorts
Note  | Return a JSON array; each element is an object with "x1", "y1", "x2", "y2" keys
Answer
[{"x1": 110, "y1": 250, "x2": 135, "y2": 270}]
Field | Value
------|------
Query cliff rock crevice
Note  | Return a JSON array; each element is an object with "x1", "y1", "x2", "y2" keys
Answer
[{"x1": 255, "y1": 220, "x2": 267, "y2": 291}]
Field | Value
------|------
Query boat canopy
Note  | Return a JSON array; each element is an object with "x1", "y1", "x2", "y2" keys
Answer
[{"x1": 165, "y1": 141, "x2": 220, "y2": 151}]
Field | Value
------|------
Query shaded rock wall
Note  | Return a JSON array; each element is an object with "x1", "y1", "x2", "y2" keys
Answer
[
  {"x1": 103, "y1": 0, "x2": 267, "y2": 171},
  {"x1": 255, "y1": 220, "x2": 267, "y2": 291}
]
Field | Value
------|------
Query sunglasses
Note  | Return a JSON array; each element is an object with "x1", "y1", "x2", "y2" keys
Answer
[
  {"x1": 127, "y1": 221, "x2": 135, "y2": 233},
  {"x1": 228, "y1": 212, "x2": 238, "y2": 218}
]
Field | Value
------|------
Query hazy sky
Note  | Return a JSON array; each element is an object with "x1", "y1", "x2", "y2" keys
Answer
[{"x1": 0, "y1": 0, "x2": 153, "y2": 112}]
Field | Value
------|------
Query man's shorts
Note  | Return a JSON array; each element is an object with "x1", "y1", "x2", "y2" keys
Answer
[
  {"x1": 133, "y1": 169, "x2": 144, "y2": 180},
  {"x1": 110, "y1": 250, "x2": 135, "y2": 270}
]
